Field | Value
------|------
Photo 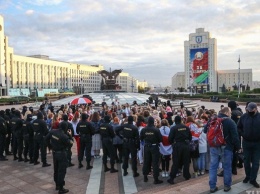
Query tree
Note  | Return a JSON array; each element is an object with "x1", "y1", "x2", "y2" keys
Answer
[{"x1": 165, "y1": 88, "x2": 168, "y2": 94}]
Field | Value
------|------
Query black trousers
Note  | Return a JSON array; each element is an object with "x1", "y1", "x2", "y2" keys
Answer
[
  {"x1": 170, "y1": 142, "x2": 191, "y2": 180},
  {"x1": 66, "y1": 145, "x2": 72, "y2": 164},
  {"x1": 53, "y1": 151, "x2": 67, "y2": 188},
  {"x1": 102, "y1": 138, "x2": 116, "y2": 165},
  {"x1": 13, "y1": 135, "x2": 23, "y2": 158},
  {"x1": 143, "y1": 145, "x2": 160, "y2": 179},
  {"x1": 33, "y1": 137, "x2": 47, "y2": 163},
  {"x1": 0, "y1": 135, "x2": 5, "y2": 157},
  {"x1": 78, "y1": 138, "x2": 92, "y2": 163},
  {"x1": 114, "y1": 144, "x2": 123, "y2": 161},
  {"x1": 122, "y1": 141, "x2": 137, "y2": 172},
  {"x1": 23, "y1": 137, "x2": 34, "y2": 160}
]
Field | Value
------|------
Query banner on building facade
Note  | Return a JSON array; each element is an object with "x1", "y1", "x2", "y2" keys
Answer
[{"x1": 189, "y1": 48, "x2": 209, "y2": 85}]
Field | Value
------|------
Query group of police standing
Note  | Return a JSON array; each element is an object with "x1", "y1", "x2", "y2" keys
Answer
[{"x1": 0, "y1": 107, "x2": 73, "y2": 194}]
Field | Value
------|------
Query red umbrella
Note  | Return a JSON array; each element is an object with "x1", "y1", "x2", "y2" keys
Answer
[{"x1": 70, "y1": 97, "x2": 92, "y2": 105}]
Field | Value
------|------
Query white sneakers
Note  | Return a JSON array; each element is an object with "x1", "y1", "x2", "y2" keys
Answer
[{"x1": 161, "y1": 171, "x2": 169, "y2": 178}]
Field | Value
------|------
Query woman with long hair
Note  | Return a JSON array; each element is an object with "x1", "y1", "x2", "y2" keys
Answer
[
  {"x1": 185, "y1": 116, "x2": 202, "y2": 178},
  {"x1": 71, "y1": 111, "x2": 80, "y2": 155},
  {"x1": 159, "y1": 119, "x2": 172, "y2": 178},
  {"x1": 90, "y1": 112, "x2": 102, "y2": 158}
]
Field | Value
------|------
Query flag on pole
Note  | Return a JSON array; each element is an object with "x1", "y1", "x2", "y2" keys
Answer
[{"x1": 238, "y1": 55, "x2": 241, "y2": 63}]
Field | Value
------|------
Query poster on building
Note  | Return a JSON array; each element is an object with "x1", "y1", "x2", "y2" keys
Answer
[{"x1": 189, "y1": 48, "x2": 209, "y2": 85}]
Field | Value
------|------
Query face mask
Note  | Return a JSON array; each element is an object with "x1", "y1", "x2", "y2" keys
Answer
[{"x1": 248, "y1": 111, "x2": 255, "y2": 116}]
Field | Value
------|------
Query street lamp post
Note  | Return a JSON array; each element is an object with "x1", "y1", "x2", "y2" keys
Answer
[{"x1": 238, "y1": 55, "x2": 241, "y2": 98}]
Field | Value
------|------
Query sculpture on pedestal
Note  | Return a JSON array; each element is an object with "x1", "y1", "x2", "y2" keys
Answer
[{"x1": 98, "y1": 68, "x2": 122, "y2": 90}]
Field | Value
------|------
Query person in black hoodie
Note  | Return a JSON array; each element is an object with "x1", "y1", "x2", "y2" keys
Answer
[
  {"x1": 32, "y1": 112, "x2": 51, "y2": 167},
  {"x1": 237, "y1": 102, "x2": 260, "y2": 188}
]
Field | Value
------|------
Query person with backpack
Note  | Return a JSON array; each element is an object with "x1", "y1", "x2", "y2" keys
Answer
[{"x1": 204, "y1": 107, "x2": 241, "y2": 193}]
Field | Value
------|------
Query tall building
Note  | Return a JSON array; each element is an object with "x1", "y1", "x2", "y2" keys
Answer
[
  {"x1": 0, "y1": 15, "x2": 141, "y2": 96},
  {"x1": 171, "y1": 72, "x2": 185, "y2": 92},
  {"x1": 184, "y1": 28, "x2": 217, "y2": 92}
]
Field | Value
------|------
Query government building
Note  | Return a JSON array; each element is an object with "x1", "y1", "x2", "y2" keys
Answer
[
  {"x1": 172, "y1": 28, "x2": 253, "y2": 93},
  {"x1": 0, "y1": 15, "x2": 142, "y2": 97}
]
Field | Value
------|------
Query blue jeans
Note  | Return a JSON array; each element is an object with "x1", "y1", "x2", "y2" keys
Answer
[
  {"x1": 242, "y1": 140, "x2": 260, "y2": 181},
  {"x1": 209, "y1": 147, "x2": 233, "y2": 189},
  {"x1": 198, "y1": 153, "x2": 206, "y2": 171}
]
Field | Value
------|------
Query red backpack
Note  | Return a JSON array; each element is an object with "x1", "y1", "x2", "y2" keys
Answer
[{"x1": 207, "y1": 117, "x2": 227, "y2": 147}]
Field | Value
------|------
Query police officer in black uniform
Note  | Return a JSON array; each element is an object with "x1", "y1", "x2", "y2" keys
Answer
[
  {"x1": 59, "y1": 114, "x2": 75, "y2": 167},
  {"x1": 140, "y1": 116, "x2": 163, "y2": 184},
  {"x1": 45, "y1": 122, "x2": 73, "y2": 194},
  {"x1": 76, "y1": 113, "x2": 94, "y2": 170},
  {"x1": 100, "y1": 115, "x2": 118, "y2": 173},
  {"x1": 0, "y1": 113, "x2": 8, "y2": 161},
  {"x1": 4, "y1": 109, "x2": 12, "y2": 155},
  {"x1": 32, "y1": 112, "x2": 51, "y2": 167},
  {"x1": 116, "y1": 116, "x2": 140, "y2": 177},
  {"x1": 22, "y1": 114, "x2": 34, "y2": 163},
  {"x1": 167, "y1": 115, "x2": 192, "y2": 184},
  {"x1": 10, "y1": 110, "x2": 24, "y2": 161}
]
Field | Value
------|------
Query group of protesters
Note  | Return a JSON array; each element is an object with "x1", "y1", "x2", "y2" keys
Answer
[{"x1": 0, "y1": 97, "x2": 259, "y2": 193}]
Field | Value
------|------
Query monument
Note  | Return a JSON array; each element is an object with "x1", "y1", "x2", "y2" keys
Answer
[{"x1": 98, "y1": 68, "x2": 122, "y2": 90}]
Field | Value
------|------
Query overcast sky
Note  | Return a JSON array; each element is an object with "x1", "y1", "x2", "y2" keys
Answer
[{"x1": 1, "y1": 0, "x2": 260, "y2": 87}]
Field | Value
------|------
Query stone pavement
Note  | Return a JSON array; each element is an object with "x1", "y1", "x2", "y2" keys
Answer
[{"x1": 0, "y1": 142, "x2": 259, "y2": 194}]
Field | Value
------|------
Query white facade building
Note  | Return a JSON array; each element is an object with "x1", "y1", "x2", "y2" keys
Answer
[
  {"x1": 184, "y1": 28, "x2": 217, "y2": 92},
  {"x1": 171, "y1": 72, "x2": 185, "y2": 91},
  {"x1": 218, "y1": 69, "x2": 252, "y2": 92}
]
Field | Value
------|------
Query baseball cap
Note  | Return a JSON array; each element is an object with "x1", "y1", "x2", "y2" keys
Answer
[{"x1": 246, "y1": 102, "x2": 257, "y2": 112}]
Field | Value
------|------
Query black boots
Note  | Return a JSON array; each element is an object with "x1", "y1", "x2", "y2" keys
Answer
[
  {"x1": 154, "y1": 178, "x2": 163, "y2": 184},
  {"x1": 78, "y1": 162, "x2": 83, "y2": 169},
  {"x1": 133, "y1": 171, "x2": 139, "y2": 177},
  {"x1": 86, "y1": 162, "x2": 93, "y2": 170},
  {"x1": 144, "y1": 175, "x2": 148, "y2": 182},
  {"x1": 42, "y1": 163, "x2": 51, "y2": 167},
  {"x1": 123, "y1": 169, "x2": 128, "y2": 176},
  {"x1": 104, "y1": 164, "x2": 110, "y2": 172},
  {"x1": 110, "y1": 164, "x2": 118, "y2": 173},
  {"x1": 58, "y1": 186, "x2": 69, "y2": 194},
  {"x1": 18, "y1": 157, "x2": 24, "y2": 162},
  {"x1": 24, "y1": 157, "x2": 29, "y2": 162}
]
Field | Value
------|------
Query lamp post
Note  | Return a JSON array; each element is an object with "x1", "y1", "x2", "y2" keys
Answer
[{"x1": 238, "y1": 55, "x2": 241, "y2": 98}]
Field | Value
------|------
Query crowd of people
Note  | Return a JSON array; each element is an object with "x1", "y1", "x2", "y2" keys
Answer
[{"x1": 0, "y1": 98, "x2": 259, "y2": 193}]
